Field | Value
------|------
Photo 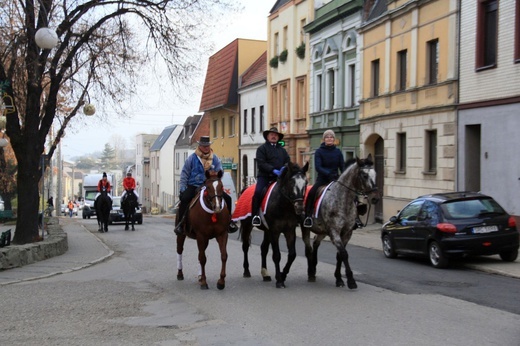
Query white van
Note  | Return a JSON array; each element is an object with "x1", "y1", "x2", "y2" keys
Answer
[{"x1": 221, "y1": 172, "x2": 237, "y2": 213}]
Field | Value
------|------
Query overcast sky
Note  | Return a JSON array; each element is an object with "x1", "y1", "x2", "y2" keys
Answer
[{"x1": 61, "y1": 2, "x2": 273, "y2": 160}]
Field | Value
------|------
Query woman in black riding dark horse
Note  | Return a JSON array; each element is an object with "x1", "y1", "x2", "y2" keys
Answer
[
  {"x1": 174, "y1": 136, "x2": 237, "y2": 235},
  {"x1": 251, "y1": 127, "x2": 290, "y2": 227}
]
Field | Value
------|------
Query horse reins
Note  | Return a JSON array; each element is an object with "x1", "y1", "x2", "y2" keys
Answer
[{"x1": 332, "y1": 165, "x2": 378, "y2": 227}]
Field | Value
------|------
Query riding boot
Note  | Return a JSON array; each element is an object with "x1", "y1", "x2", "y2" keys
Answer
[{"x1": 251, "y1": 195, "x2": 261, "y2": 227}]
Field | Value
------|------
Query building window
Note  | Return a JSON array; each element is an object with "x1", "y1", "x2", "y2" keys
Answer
[
  {"x1": 213, "y1": 119, "x2": 218, "y2": 138},
  {"x1": 371, "y1": 59, "x2": 380, "y2": 97},
  {"x1": 425, "y1": 130, "x2": 437, "y2": 173},
  {"x1": 296, "y1": 77, "x2": 306, "y2": 118},
  {"x1": 281, "y1": 82, "x2": 289, "y2": 121},
  {"x1": 427, "y1": 39, "x2": 439, "y2": 84},
  {"x1": 271, "y1": 86, "x2": 279, "y2": 122},
  {"x1": 274, "y1": 32, "x2": 279, "y2": 55},
  {"x1": 316, "y1": 74, "x2": 322, "y2": 111},
  {"x1": 397, "y1": 132, "x2": 407, "y2": 172},
  {"x1": 175, "y1": 152, "x2": 180, "y2": 170},
  {"x1": 251, "y1": 107, "x2": 256, "y2": 133},
  {"x1": 326, "y1": 68, "x2": 335, "y2": 110},
  {"x1": 300, "y1": 18, "x2": 307, "y2": 43},
  {"x1": 221, "y1": 118, "x2": 225, "y2": 138},
  {"x1": 346, "y1": 63, "x2": 356, "y2": 107},
  {"x1": 515, "y1": 0, "x2": 520, "y2": 62},
  {"x1": 259, "y1": 105, "x2": 265, "y2": 132},
  {"x1": 397, "y1": 50, "x2": 407, "y2": 91},
  {"x1": 283, "y1": 26, "x2": 288, "y2": 50},
  {"x1": 229, "y1": 115, "x2": 235, "y2": 136},
  {"x1": 476, "y1": 0, "x2": 498, "y2": 69},
  {"x1": 243, "y1": 109, "x2": 248, "y2": 134}
]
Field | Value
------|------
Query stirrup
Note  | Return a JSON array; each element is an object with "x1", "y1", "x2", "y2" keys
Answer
[
  {"x1": 228, "y1": 221, "x2": 238, "y2": 233},
  {"x1": 303, "y1": 217, "x2": 313, "y2": 228},
  {"x1": 252, "y1": 215, "x2": 261, "y2": 227}
]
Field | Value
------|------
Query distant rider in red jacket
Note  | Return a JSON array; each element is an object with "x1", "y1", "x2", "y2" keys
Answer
[{"x1": 121, "y1": 172, "x2": 139, "y2": 202}]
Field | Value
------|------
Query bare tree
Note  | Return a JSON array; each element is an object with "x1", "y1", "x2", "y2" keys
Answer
[{"x1": 0, "y1": 0, "x2": 237, "y2": 244}]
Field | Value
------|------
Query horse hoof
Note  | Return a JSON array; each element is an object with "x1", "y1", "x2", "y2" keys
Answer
[
  {"x1": 200, "y1": 284, "x2": 209, "y2": 290},
  {"x1": 177, "y1": 274, "x2": 184, "y2": 280},
  {"x1": 243, "y1": 272, "x2": 251, "y2": 278},
  {"x1": 217, "y1": 283, "x2": 225, "y2": 290},
  {"x1": 263, "y1": 276, "x2": 272, "y2": 282},
  {"x1": 308, "y1": 276, "x2": 316, "y2": 283},
  {"x1": 132, "y1": 227, "x2": 135, "y2": 231},
  {"x1": 276, "y1": 282, "x2": 286, "y2": 288},
  {"x1": 125, "y1": 226, "x2": 129, "y2": 231},
  {"x1": 347, "y1": 281, "x2": 358, "y2": 290},
  {"x1": 336, "y1": 281, "x2": 345, "y2": 288}
]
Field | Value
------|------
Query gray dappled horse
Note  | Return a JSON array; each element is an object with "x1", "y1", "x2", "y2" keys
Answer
[
  {"x1": 301, "y1": 154, "x2": 378, "y2": 289},
  {"x1": 239, "y1": 161, "x2": 308, "y2": 288}
]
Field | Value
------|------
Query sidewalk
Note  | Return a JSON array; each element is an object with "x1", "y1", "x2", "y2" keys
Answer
[
  {"x1": 0, "y1": 218, "x2": 113, "y2": 285},
  {"x1": 1, "y1": 217, "x2": 519, "y2": 285}
]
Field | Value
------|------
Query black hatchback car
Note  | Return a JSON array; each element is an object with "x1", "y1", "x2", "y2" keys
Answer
[{"x1": 381, "y1": 192, "x2": 519, "y2": 268}]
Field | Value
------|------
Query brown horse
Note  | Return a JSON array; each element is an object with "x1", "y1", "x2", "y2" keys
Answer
[{"x1": 176, "y1": 170, "x2": 230, "y2": 290}]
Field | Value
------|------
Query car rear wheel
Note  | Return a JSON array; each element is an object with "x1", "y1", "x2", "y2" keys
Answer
[
  {"x1": 429, "y1": 241, "x2": 448, "y2": 268},
  {"x1": 499, "y1": 248, "x2": 518, "y2": 262},
  {"x1": 382, "y1": 234, "x2": 397, "y2": 258}
]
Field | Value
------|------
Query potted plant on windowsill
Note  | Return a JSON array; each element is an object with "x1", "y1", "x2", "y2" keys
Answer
[
  {"x1": 279, "y1": 49, "x2": 288, "y2": 63},
  {"x1": 295, "y1": 42, "x2": 305, "y2": 59},
  {"x1": 269, "y1": 55, "x2": 279, "y2": 68}
]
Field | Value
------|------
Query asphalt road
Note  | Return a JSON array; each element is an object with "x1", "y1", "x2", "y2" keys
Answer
[
  {"x1": 2, "y1": 216, "x2": 519, "y2": 345},
  {"x1": 248, "y1": 231, "x2": 520, "y2": 315}
]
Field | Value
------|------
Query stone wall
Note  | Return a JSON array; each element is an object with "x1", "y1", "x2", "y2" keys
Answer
[{"x1": 0, "y1": 218, "x2": 68, "y2": 270}]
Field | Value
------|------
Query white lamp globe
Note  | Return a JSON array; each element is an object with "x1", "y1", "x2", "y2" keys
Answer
[
  {"x1": 83, "y1": 103, "x2": 96, "y2": 116},
  {"x1": 35, "y1": 27, "x2": 59, "y2": 49}
]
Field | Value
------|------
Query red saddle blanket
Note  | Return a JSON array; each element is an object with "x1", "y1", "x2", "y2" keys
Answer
[{"x1": 232, "y1": 184, "x2": 314, "y2": 222}]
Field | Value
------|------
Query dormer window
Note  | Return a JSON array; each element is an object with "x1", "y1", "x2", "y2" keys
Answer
[{"x1": 343, "y1": 31, "x2": 357, "y2": 52}]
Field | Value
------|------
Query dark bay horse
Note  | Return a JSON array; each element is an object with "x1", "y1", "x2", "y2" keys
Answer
[
  {"x1": 96, "y1": 188, "x2": 112, "y2": 233},
  {"x1": 176, "y1": 170, "x2": 230, "y2": 290},
  {"x1": 301, "y1": 155, "x2": 378, "y2": 289},
  {"x1": 122, "y1": 190, "x2": 138, "y2": 231},
  {"x1": 234, "y1": 161, "x2": 308, "y2": 288}
]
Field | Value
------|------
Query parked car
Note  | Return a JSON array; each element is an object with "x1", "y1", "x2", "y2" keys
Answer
[
  {"x1": 381, "y1": 192, "x2": 519, "y2": 268},
  {"x1": 109, "y1": 196, "x2": 143, "y2": 225}
]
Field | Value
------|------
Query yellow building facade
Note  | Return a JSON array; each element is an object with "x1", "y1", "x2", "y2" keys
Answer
[
  {"x1": 359, "y1": 0, "x2": 459, "y2": 221},
  {"x1": 267, "y1": 0, "x2": 314, "y2": 165}
]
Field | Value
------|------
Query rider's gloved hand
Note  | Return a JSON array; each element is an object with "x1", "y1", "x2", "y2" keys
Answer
[{"x1": 273, "y1": 169, "x2": 281, "y2": 176}]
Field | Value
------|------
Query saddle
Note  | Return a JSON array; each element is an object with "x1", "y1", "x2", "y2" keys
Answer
[{"x1": 305, "y1": 185, "x2": 329, "y2": 217}]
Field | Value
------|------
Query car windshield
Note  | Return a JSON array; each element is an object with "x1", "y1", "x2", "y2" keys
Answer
[
  {"x1": 441, "y1": 198, "x2": 506, "y2": 219},
  {"x1": 85, "y1": 191, "x2": 97, "y2": 200}
]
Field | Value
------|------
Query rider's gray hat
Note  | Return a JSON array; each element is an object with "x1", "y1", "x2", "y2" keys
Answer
[
  {"x1": 197, "y1": 136, "x2": 212, "y2": 147},
  {"x1": 263, "y1": 127, "x2": 284, "y2": 141}
]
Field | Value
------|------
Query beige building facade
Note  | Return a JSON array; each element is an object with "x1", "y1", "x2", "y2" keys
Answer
[{"x1": 359, "y1": 0, "x2": 459, "y2": 221}]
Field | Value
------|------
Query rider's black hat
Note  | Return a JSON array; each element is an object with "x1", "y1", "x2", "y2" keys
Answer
[
  {"x1": 263, "y1": 127, "x2": 284, "y2": 141},
  {"x1": 197, "y1": 136, "x2": 212, "y2": 147}
]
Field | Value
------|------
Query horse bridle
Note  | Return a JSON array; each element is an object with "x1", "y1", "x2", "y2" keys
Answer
[
  {"x1": 200, "y1": 179, "x2": 225, "y2": 212},
  {"x1": 279, "y1": 170, "x2": 307, "y2": 204},
  {"x1": 333, "y1": 165, "x2": 379, "y2": 227}
]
